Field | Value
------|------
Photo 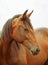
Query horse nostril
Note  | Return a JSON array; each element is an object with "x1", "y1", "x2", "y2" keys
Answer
[
  {"x1": 36, "y1": 48, "x2": 40, "y2": 52},
  {"x1": 31, "y1": 51, "x2": 38, "y2": 55},
  {"x1": 31, "y1": 48, "x2": 40, "y2": 55}
]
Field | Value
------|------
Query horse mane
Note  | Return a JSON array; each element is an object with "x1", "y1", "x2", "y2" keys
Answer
[
  {"x1": 0, "y1": 14, "x2": 21, "y2": 54},
  {"x1": 1, "y1": 14, "x2": 21, "y2": 42},
  {"x1": 12, "y1": 14, "x2": 21, "y2": 20},
  {"x1": 1, "y1": 19, "x2": 12, "y2": 42},
  {"x1": 0, "y1": 14, "x2": 21, "y2": 65}
]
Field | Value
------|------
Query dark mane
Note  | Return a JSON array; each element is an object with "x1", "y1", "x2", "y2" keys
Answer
[
  {"x1": 0, "y1": 14, "x2": 22, "y2": 65},
  {"x1": 12, "y1": 14, "x2": 21, "y2": 20},
  {"x1": 1, "y1": 14, "x2": 21, "y2": 41},
  {"x1": 1, "y1": 19, "x2": 12, "y2": 41}
]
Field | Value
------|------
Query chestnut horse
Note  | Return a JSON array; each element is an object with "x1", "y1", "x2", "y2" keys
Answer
[
  {"x1": 0, "y1": 10, "x2": 40, "y2": 65},
  {"x1": 10, "y1": 11, "x2": 48, "y2": 65}
]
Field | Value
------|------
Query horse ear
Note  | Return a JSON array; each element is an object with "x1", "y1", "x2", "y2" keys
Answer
[
  {"x1": 20, "y1": 10, "x2": 28, "y2": 19},
  {"x1": 18, "y1": 10, "x2": 28, "y2": 20},
  {"x1": 27, "y1": 10, "x2": 34, "y2": 18}
]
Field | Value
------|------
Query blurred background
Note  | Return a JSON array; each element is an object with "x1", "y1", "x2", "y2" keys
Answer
[{"x1": 0, "y1": 0, "x2": 48, "y2": 31}]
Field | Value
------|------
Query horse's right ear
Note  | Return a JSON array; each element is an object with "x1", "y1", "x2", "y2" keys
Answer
[
  {"x1": 22, "y1": 9, "x2": 28, "y2": 19},
  {"x1": 19, "y1": 10, "x2": 28, "y2": 20}
]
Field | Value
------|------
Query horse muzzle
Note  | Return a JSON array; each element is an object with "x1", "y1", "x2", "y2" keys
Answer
[{"x1": 29, "y1": 45, "x2": 40, "y2": 55}]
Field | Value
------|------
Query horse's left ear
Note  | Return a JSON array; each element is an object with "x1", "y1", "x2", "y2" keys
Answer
[{"x1": 27, "y1": 10, "x2": 34, "y2": 18}]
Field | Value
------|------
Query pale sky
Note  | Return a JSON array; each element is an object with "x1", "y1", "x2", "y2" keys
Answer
[{"x1": 0, "y1": 0, "x2": 48, "y2": 30}]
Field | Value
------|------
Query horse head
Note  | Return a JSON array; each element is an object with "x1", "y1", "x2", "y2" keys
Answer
[{"x1": 10, "y1": 10, "x2": 40, "y2": 55}]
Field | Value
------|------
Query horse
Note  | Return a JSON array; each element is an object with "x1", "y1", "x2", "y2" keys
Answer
[{"x1": 0, "y1": 10, "x2": 40, "y2": 65}]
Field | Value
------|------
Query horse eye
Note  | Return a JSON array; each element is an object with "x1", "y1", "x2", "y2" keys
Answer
[{"x1": 24, "y1": 28, "x2": 29, "y2": 32}]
